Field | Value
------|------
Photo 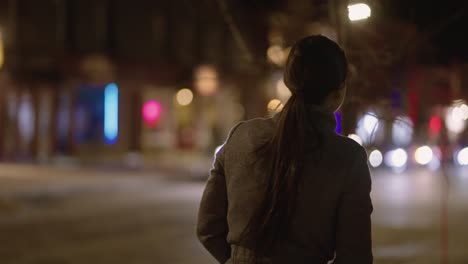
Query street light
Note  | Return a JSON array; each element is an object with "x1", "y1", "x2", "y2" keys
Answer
[
  {"x1": 176, "y1": 88, "x2": 194, "y2": 106},
  {"x1": 348, "y1": 3, "x2": 371, "y2": 21}
]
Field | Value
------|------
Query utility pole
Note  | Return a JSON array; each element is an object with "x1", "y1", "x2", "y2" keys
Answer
[
  {"x1": 329, "y1": 0, "x2": 354, "y2": 135},
  {"x1": 328, "y1": 0, "x2": 350, "y2": 50}
]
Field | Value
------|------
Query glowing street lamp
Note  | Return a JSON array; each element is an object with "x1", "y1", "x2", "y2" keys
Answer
[
  {"x1": 348, "y1": 3, "x2": 372, "y2": 21},
  {"x1": 176, "y1": 88, "x2": 194, "y2": 106}
]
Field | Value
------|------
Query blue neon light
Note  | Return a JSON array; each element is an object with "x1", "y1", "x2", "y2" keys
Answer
[
  {"x1": 104, "y1": 83, "x2": 119, "y2": 144},
  {"x1": 335, "y1": 111, "x2": 342, "y2": 134}
]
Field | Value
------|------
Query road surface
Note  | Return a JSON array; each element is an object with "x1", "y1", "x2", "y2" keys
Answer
[{"x1": 0, "y1": 164, "x2": 467, "y2": 264}]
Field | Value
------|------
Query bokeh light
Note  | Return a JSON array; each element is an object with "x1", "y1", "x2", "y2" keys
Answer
[
  {"x1": 369, "y1": 149, "x2": 383, "y2": 168},
  {"x1": 194, "y1": 65, "x2": 218, "y2": 96},
  {"x1": 104, "y1": 83, "x2": 119, "y2": 144},
  {"x1": 414, "y1": 146, "x2": 433, "y2": 165},
  {"x1": 267, "y1": 45, "x2": 286, "y2": 66},
  {"x1": 429, "y1": 116, "x2": 442, "y2": 133},
  {"x1": 18, "y1": 94, "x2": 35, "y2": 144},
  {"x1": 142, "y1": 100, "x2": 162, "y2": 128},
  {"x1": 385, "y1": 148, "x2": 408, "y2": 168},
  {"x1": 348, "y1": 3, "x2": 372, "y2": 21},
  {"x1": 457, "y1": 147, "x2": 468, "y2": 166},
  {"x1": 176, "y1": 88, "x2": 194, "y2": 106},
  {"x1": 267, "y1": 99, "x2": 283, "y2": 112},
  {"x1": 446, "y1": 104, "x2": 467, "y2": 134},
  {"x1": 363, "y1": 113, "x2": 379, "y2": 134},
  {"x1": 392, "y1": 116, "x2": 413, "y2": 147},
  {"x1": 428, "y1": 157, "x2": 441, "y2": 171},
  {"x1": 276, "y1": 78, "x2": 292, "y2": 101},
  {"x1": 356, "y1": 112, "x2": 380, "y2": 145},
  {"x1": 460, "y1": 104, "x2": 468, "y2": 120}
]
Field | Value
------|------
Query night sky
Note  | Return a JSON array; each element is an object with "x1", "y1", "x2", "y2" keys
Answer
[{"x1": 390, "y1": 0, "x2": 468, "y2": 62}]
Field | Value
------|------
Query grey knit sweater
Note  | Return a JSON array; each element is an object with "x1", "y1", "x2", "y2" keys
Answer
[{"x1": 197, "y1": 108, "x2": 373, "y2": 264}]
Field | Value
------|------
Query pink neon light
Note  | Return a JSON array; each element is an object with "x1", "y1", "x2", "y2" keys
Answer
[{"x1": 142, "y1": 100, "x2": 162, "y2": 127}]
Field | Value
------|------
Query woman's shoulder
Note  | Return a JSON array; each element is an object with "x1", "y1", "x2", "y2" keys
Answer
[
  {"x1": 242, "y1": 115, "x2": 276, "y2": 125},
  {"x1": 231, "y1": 117, "x2": 275, "y2": 134},
  {"x1": 226, "y1": 117, "x2": 275, "y2": 145},
  {"x1": 327, "y1": 132, "x2": 368, "y2": 158}
]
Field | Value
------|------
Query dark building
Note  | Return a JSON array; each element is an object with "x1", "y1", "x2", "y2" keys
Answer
[{"x1": 0, "y1": 0, "x2": 276, "y2": 160}]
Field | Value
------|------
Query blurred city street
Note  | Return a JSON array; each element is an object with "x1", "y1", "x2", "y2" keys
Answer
[
  {"x1": 0, "y1": 163, "x2": 467, "y2": 264},
  {"x1": 0, "y1": 0, "x2": 467, "y2": 263}
]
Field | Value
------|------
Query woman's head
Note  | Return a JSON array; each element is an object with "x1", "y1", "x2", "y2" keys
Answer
[{"x1": 284, "y1": 35, "x2": 348, "y2": 112}]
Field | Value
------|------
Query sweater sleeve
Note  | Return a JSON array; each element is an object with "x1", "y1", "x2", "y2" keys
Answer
[
  {"x1": 196, "y1": 123, "x2": 242, "y2": 263},
  {"x1": 334, "y1": 146, "x2": 373, "y2": 264}
]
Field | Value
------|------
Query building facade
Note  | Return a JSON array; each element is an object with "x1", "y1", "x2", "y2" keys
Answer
[{"x1": 0, "y1": 0, "x2": 274, "y2": 161}]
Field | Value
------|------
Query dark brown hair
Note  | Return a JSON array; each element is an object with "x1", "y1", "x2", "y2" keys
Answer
[{"x1": 235, "y1": 35, "x2": 348, "y2": 263}]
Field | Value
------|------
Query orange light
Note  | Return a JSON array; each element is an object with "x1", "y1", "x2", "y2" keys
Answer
[
  {"x1": 267, "y1": 99, "x2": 283, "y2": 112},
  {"x1": 194, "y1": 65, "x2": 218, "y2": 96}
]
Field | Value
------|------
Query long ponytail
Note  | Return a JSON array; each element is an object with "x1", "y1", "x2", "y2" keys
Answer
[
  {"x1": 234, "y1": 35, "x2": 347, "y2": 263},
  {"x1": 234, "y1": 92, "x2": 308, "y2": 262}
]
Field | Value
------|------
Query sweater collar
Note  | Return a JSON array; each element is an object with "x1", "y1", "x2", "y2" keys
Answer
[
  {"x1": 305, "y1": 105, "x2": 337, "y2": 133},
  {"x1": 272, "y1": 105, "x2": 337, "y2": 133}
]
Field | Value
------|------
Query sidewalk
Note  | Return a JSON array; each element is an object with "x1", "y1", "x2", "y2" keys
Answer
[
  {"x1": 0, "y1": 151, "x2": 213, "y2": 215},
  {"x1": 49, "y1": 151, "x2": 214, "y2": 181}
]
